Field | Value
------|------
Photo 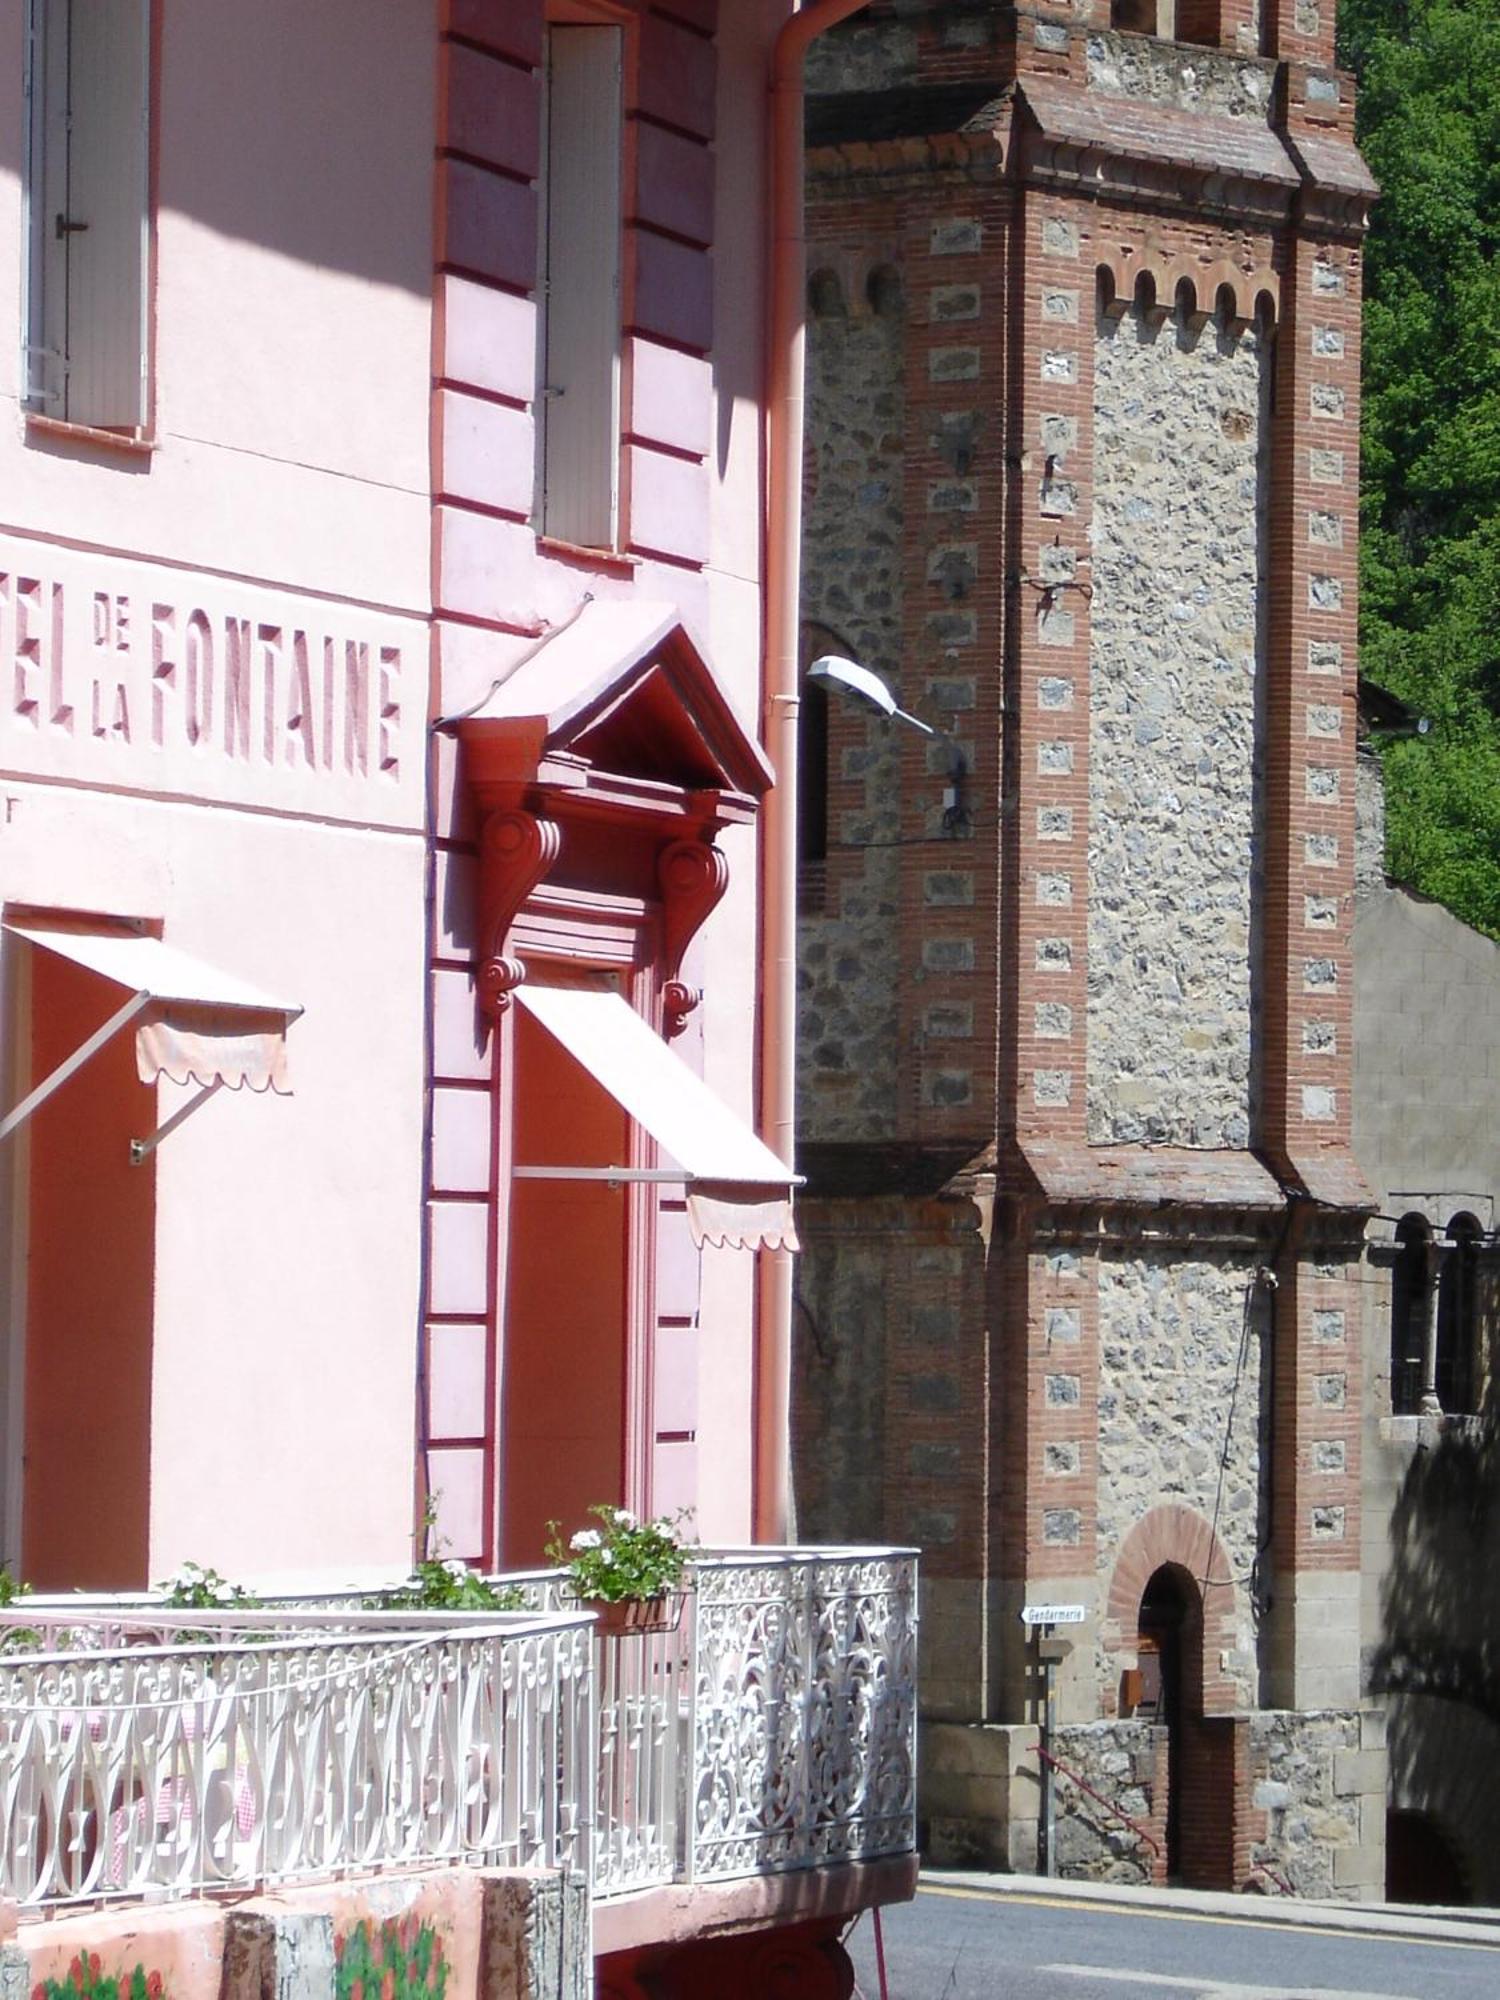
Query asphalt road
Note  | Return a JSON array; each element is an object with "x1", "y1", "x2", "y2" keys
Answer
[{"x1": 844, "y1": 1885, "x2": 1500, "y2": 2000}]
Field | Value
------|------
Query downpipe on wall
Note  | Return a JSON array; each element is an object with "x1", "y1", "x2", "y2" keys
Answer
[{"x1": 757, "y1": 0, "x2": 875, "y2": 1542}]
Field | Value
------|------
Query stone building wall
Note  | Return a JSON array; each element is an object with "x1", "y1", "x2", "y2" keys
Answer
[
  {"x1": 1248, "y1": 1708, "x2": 1384, "y2": 1899},
  {"x1": 1095, "y1": 1251, "x2": 1265, "y2": 1706},
  {"x1": 1083, "y1": 28, "x2": 1274, "y2": 110},
  {"x1": 792, "y1": 1192, "x2": 990, "y2": 1721},
  {"x1": 1051, "y1": 1719, "x2": 1166, "y2": 1885},
  {"x1": 794, "y1": 0, "x2": 1379, "y2": 1897},
  {"x1": 1088, "y1": 307, "x2": 1267, "y2": 1149},
  {"x1": 798, "y1": 276, "x2": 908, "y2": 1143}
]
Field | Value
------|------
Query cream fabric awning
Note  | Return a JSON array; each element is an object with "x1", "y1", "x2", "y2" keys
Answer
[
  {"x1": 5, "y1": 925, "x2": 302, "y2": 1096},
  {"x1": 514, "y1": 983, "x2": 798, "y2": 1252}
]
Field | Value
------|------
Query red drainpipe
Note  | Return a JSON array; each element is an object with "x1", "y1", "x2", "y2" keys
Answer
[{"x1": 757, "y1": 0, "x2": 874, "y2": 1541}]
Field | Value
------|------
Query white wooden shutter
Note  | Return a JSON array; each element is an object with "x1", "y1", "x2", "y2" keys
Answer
[
  {"x1": 24, "y1": 0, "x2": 149, "y2": 430},
  {"x1": 62, "y1": 0, "x2": 150, "y2": 429},
  {"x1": 539, "y1": 26, "x2": 621, "y2": 549},
  {"x1": 24, "y1": 0, "x2": 71, "y2": 412}
]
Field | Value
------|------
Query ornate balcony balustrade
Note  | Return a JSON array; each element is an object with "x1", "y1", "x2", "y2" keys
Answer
[
  {"x1": 569, "y1": 1546, "x2": 919, "y2": 1897},
  {"x1": 0, "y1": 1547, "x2": 917, "y2": 1914},
  {"x1": 0, "y1": 1608, "x2": 593, "y2": 1910}
]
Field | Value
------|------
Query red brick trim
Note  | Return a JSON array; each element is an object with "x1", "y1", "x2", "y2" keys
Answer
[{"x1": 1104, "y1": 1503, "x2": 1240, "y2": 1715}]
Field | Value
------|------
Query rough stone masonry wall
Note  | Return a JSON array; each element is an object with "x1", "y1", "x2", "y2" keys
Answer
[
  {"x1": 793, "y1": 1194, "x2": 990, "y2": 1721},
  {"x1": 1088, "y1": 306, "x2": 1267, "y2": 1148},
  {"x1": 1095, "y1": 1251, "x2": 1263, "y2": 1705},
  {"x1": 1248, "y1": 1707, "x2": 1384, "y2": 1900},
  {"x1": 797, "y1": 276, "x2": 906, "y2": 1142},
  {"x1": 1051, "y1": 1719, "x2": 1166, "y2": 1886}
]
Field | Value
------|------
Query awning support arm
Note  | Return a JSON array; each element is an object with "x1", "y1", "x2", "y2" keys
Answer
[
  {"x1": 0, "y1": 990, "x2": 151, "y2": 1143},
  {"x1": 512, "y1": 1165, "x2": 802, "y2": 1187},
  {"x1": 129, "y1": 1079, "x2": 224, "y2": 1167},
  {"x1": 513, "y1": 1166, "x2": 694, "y2": 1185}
]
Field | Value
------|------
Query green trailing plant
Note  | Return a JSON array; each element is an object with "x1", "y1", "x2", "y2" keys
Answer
[
  {"x1": 373, "y1": 1497, "x2": 523, "y2": 1612},
  {"x1": 156, "y1": 1561, "x2": 256, "y2": 1610},
  {"x1": 545, "y1": 1505, "x2": 692, "y2": 1604},
  {"x1": 0, "y1": 1564, "x2": 38, "y2": 1653},
  {"x1": 376, "y1": 1557, "x2": 524, "y2": 1613}
]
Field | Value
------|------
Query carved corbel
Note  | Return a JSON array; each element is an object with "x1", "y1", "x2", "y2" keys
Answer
[
  {"x1": 658, "y1": 838, "x2": 729, "y2": 1036},
  {"x1": 476, "y1": 808, "x2": 561, "y2": 1017}
]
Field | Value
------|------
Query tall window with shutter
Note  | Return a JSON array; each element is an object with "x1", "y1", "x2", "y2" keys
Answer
[
  {"x1": 24, "y1": 0, "x2": 151, "y2": 434},
  {"x1": 536, "y1": 22, "x2": 623, "y2": 549}
]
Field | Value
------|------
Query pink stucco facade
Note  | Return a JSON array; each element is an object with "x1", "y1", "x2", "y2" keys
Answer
[
  {"x1": 0, "y1": 0, "x2": 792, "y2": 1587},
  {"x1": 0, "y1": 7, "x2": 923, "y2": 1985}
]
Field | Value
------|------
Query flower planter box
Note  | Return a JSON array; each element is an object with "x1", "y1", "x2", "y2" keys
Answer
[{"x1": 588, "y1": 1593, "x2": 681, "y2": 1639}]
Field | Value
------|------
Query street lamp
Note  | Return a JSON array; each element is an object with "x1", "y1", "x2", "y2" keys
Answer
[{"x1": 806, "y1": 654, "x2": 969, "y2": 835}]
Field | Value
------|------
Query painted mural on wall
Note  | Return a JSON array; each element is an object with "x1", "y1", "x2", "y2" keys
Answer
[
  {"x1": 335, "y1": 1918, "x2": 448, "y2": 2000},
  {"x1": 32, "y1": 1957, "x2": 165, "y2": 2000}
]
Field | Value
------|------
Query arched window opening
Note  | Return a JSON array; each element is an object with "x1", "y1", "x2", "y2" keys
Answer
[
  {"x1": 1112, "y1": 0, "x2": 1156, "y2": 30},
  {"x1": 807, "y1": 267, "x2": 846, "y2": 320},
  {"x1": 799, "y1": 671, "x2": 829, "y2": 869},
  {"x1": 866, "y1": 263, "x2": 903, "y2": 318},
  {"x1": 798, "y1": 624, "x2": 843, "y2": 914},
  {"x1": 1136, "y1": 1564, "x2": 1203, "y2": 1878},
  {"x1": 1436, "y1": 1214, "x2": 1481, "y2": 1414},
  {"x1": 1387, "y1": 1809, "x2": 1470, "y2": 1906},
  {"x1": 1390, "y1": 1215, "x2": 1429, "y2": 1415},
  {"x1": 1176, "y1": 0, "x2": 1221, "y2": 46}
]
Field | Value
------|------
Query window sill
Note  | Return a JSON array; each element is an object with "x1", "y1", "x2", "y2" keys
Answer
[
  {"x1": 537, "y1": 535, "x2": 639, "y2": 575},
  {"x1": 26, "y1": 412, "x2": 156, "y2": 458},
  {"x1": 1379, "y1": 1410, "x2": 1482, "y2": 1444}
]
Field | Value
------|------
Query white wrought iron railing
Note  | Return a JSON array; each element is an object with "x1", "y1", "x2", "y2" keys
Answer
[
  {"x1": 0, "y1": 1547, "x2": 917, "y2": 1913},
  {"x1": 579, "y1": 1546, "x2": 919, "y2": 1896},
  {"x1": 0, "y1": 1607, "x2": 593, "y2": 1910},
  {"x1": 686, "y1": 1548, "x2": 918, "y2": 1882}
]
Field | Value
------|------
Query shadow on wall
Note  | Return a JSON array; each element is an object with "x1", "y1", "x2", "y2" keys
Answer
[{"x1": 1371, "y1": 1325, "x2": 1500, "y2": 1901}]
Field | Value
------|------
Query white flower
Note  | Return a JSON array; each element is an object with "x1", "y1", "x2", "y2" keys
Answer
[
  {"x1": 599, "y1": 1547, "x2": 615, "y2": 1564},
  {"x1": 444, "y1": 1558, "x2": 469, "y2": 1579},
  {"x1": 570, "y1": 1529, "x2": 603, "y2": 1552},
  {"x1": 612, "y1": 1509, "x2": 637, "y2": 1530}
]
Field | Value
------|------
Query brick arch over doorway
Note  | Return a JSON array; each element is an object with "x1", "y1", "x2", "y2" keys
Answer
[{"x1": 1104, "y1": 1504, "x2": 1241, "y2": 1718}]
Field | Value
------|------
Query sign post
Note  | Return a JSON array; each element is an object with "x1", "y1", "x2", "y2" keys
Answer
[{"x1": 1021, "y1": 1605, "x2": 1085, "y2": 1879}]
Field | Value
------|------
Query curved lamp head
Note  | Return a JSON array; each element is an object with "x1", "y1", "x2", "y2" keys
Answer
[
  {"x1": 807, "y1": 655, "x2": 936, "y2": 736},
  {"x1": 805, "y1": 653, "x2": 968, "y2": 835}
]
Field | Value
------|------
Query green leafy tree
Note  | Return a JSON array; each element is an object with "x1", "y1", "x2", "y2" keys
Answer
[{"x1": 1340, "y1": 0, "x2": 1500, "y2": 935}]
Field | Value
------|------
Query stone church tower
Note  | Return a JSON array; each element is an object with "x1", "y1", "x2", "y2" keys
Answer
[{"x1": 793, "y1": 1, "x2": 1385, "y2": 1893}]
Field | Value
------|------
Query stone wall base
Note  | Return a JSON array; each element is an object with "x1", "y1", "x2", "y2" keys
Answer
[
  {"x1": 923, "y1": 1720, "x2": 1041, "y2": 1871},
  {"x1": 923, "y1": 1706, "x2": 1389, "y2": 1902},
  {"x1": 1247, "y1": 1706, "x2": 1387, "y2": 1901}
]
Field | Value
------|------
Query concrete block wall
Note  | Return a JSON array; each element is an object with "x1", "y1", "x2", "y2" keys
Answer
[{"x1": 924, "y1": 1719, "x2": 1042, "y2": 1873}]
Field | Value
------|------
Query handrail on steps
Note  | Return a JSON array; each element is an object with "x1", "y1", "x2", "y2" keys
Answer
[{"x1": 1036, "y1": 1743, "x2": 1161, "y2": 1857}]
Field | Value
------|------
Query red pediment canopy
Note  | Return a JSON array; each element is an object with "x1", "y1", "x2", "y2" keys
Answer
[{"x1": 454, "y1": 600, "x2": 771, "y2": 1024}]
